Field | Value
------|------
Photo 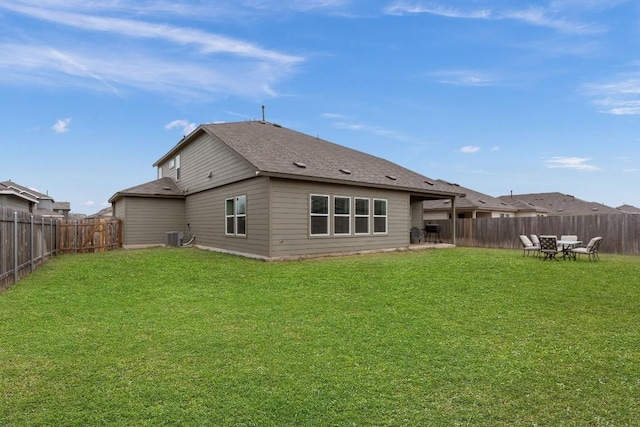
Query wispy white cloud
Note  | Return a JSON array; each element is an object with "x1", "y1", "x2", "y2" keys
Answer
[
  {"x1": 1, "y1": 3, "x2": 302, "y2": 64},
  {"x1": 544, "y1": 156, "x2": 599, "y2": 170},
  {"x1": 165, "y1": 119, "x2": 197, "y2": 136},
  {"x1": 432, "y1": 70, "x2": 495, "y2": 86},
  {"x1": 52, "y1": 118, "x2": 71, "y2": 133},
  {"x1": 583, "y1": 76, "x2": 640, "y2": 115},
  {"x1": 0, "y1": 2, "x2": 304, "y2": 99},
  {"x1": 384, "y1": 1, "x2": 605, "y2": 34},
  {"x1": 321, "y1": 113, "x2": 411, "y2": 141},
  {"x1": 385, "y1": 3, "x2": 491, "y2": 19},
  {"x1": 459, "y1": 146, "x2": 480, "y2": 154}
]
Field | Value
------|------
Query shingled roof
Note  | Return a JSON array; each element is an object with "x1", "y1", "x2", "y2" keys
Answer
[
  {"x1": 498, "y1": 192, "x2": 620, "y2": 216},
  {"x1": 154, "y1": 121, "x2": 464, "y2": 199},
  {"x1": 424, "y1": 180, "x2": 518, "y2": 212},
  {"x1": 616, "y1": 204, "x2": 640, "y2": 214},
  {"x1": 108, "y1": 177, "x2": 183, "y2": 202}
]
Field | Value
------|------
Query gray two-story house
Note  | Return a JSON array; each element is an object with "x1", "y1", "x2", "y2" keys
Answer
[{"x1": 109, "y1": 121, "x2": 463, "y2": 260}]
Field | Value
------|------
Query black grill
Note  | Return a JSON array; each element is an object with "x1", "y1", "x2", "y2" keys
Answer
[{"x1": 424, "y1": 223, "x2": 441, "y2": 243}]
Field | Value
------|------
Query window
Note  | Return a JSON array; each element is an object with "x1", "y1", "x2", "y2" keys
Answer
[
  {"x1": 334, "y1": 196, "x2": 351, "y2": 235},
  {"x1": 310, "y1": 195, "x2": 329, "y2": 235},
  {"x1": 373, "y1": 199, "x2": 387, "y2": 234},
  {"x1": 354, "y1": 198, "x2": 370, "y2": 234},
  {"x1": 225, "y1": 195, "x2": 246, "y2": 236},
  {"x1": 175, "y1": 154, "x2": 181, "y2": 181}
]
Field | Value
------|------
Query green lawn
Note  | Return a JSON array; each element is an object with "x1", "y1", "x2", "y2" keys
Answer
[{"x1": 1, "y1": 247, "x2": 639, "y2": 426}]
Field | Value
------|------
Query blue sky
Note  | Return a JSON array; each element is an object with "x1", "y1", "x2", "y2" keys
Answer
[{"x1": 1, "y1": 0, "x2": 639, "y2": 214}]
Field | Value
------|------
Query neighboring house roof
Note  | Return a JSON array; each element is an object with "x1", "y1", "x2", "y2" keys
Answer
[
  {"x1": 616, "y1": 204, "x2": 640, "y2": 214},
  {"x1": 0, "y1": 180, "x2": 47, "y2": 202},
  {"x1": 53, "y1": 202, "x2": 71, "y2": 211},
  {"x1": 498, "y1": 192, "x2": 621, "y2": 216},
  {"x1": 87, "y1": 206, "x2": 113, "y2": 219},
  {"x1": 424, "y1": 180, "x2": 518, "y2": 212},
  {"x1": 109, "y1": 177, "x2": 183, "y2": 202},
  {"x1": 496, "y1": 197, "x2": 549, "y2": 215},
  {"x1": 0, "y1": 182, "x2": 39, "y2": 204},
  {"x1": 1, "y1": 180, "x2": 68, "y2": 217},
  {"x1": 153, "y1": 121, "x2": 464, "y2": 199}
]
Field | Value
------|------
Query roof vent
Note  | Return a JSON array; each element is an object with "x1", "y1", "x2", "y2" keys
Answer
[
  {"x1": 424, "y1": 180, "x2": 434, "y2": 185},
  {"x1": 293, "y1": 161, "x2": 307, "y2": 168},
  {"x1": 385, "y1": 175, "x2": 397, "y2": 181},
  {"x1": 162, "y1": 186, "x2": 171, "y2": 191},
  {"x1": 339, "y1": 168, "x2": 352, "y2": 175},
  {"x1": 478, "y1": 199, "x2": 486, "y2": 204},
  {"x1": 592, "y1": 207, "x2": 598, "y2": 211}
]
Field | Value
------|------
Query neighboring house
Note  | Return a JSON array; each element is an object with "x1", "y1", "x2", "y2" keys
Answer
[
  {"x1": 0, "y1": 182, "x2": 38, "y2": 213},
  {"x1": 109, "y1": 121, "x2": 465, "y2": 259},
  {"x1": 0, "y1": 180, "x2": 69, "y2": 218},
  {"x1": 53, "y1": 202, "x2": 71, "y2": 220},
  {"x1": 497, "y1": 192, "x2": 621, "y2": 216},
  {"x1": 86, "y1": 206, "x2": 114, "y2": 219},
  {"x1": 495, "y1": 197, "x2": 549, "y2": 217},
  {"x1": 616, "y1": 204, "x2": 640, "y2": 214},
  {"x1": 423, "y1": 180, "x2": 519, "y2": 220}
]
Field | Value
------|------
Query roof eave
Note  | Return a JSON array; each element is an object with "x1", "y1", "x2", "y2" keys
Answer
[
  {"x1": 152, "y1": 126, "x2": 206, "y2": 167},
  {"x1": 259, "y1": 171, "x2": 464, "y2": 198},
  {"x1": 108, "y1": 192, "x2": 185, "y2": 203}
]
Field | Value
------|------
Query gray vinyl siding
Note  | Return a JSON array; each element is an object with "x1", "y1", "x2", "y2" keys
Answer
[
  {"x1": 186, "y1": 177, "x2": 270, "y2": 257},
  {"x1": 117, "y1": 197, "x2": 185, "y2": 246},
  {"x1": 158, "y1": 133, "x2": 257, "y2": 194},
  {"x1": 269, "y1": 178, "x2": 410, "y2": 258},
  {"x1": 0, "y1": 196, "x2": 32, "y2": 213}
]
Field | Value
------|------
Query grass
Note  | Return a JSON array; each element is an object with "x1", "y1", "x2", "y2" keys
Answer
[{"x1": 1, "y1": 247, "x2": 639, "y2": 426}]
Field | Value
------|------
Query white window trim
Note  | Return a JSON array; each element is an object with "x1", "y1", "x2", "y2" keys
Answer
[
  {"x1": 333, "y1": 196, "x2": 351, "y2": 235},
  {"x1": 225, "y1": 195, "x2": 247, "y2": 237},
  {"x1": 310, "y1": 194, "x2": 330, "y2": 236},
  {"x1": 354, "y1": 197, "x2": 370, "y2": 235},
  {"x1": 373, "y1": 198, "x2": 388, "y2": 235}
]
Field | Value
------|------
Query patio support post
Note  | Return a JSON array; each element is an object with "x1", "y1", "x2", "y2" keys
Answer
[
  {"x1": 30, "y1": 215, "x2": 34, "y2": 273},
  {"x1": 451, "y1": 196, "x2": 456, "y2": 246},
  {"x1": 13, "y1": 211, "x2": 18, "y2": 285}
]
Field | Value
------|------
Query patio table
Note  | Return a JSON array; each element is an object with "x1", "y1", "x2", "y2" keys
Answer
[{"x1": 557, "y1": 240, "x2": 581, "y2": 260}]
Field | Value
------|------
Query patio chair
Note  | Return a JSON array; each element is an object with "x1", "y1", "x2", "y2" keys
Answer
[
  {"x1": 570, "y1": 237, "x2": 603, "y2": 262},
  {"x1": 530, "y1": 234, "x2": 541, "y2": 257},
  {"x1": 539, "y1": 235, "x2": 560, "y2": 260},
  {"x1": 519, "y1": 235, "x2": 539, "y2": 257},
  {"x1": 410, "y1": 227, "x2": 423, "y2": 244}
]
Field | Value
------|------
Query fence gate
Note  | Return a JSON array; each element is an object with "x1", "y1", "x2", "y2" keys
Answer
[{"x1": 58, "y1": 218, "x2": 122, "y2": 254}]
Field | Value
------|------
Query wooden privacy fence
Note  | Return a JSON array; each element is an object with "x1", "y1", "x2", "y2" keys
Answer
[
  {"x1": 1, "y1": 208, "x2": 59, "y2": 291},
  {"x1": 0, "y1": 206, "x2": 122, "y2": 291},
  {"x1": 430, "y1": 213, "x2": 640, "y2": 255},
  {"x1": 58, "y1": 218, "x2": 122, "y2": 254}
]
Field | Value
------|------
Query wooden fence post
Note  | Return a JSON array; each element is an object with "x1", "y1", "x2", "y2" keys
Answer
[{"x1": 13, "y1": 211, "x2": 18, "y2": 285}]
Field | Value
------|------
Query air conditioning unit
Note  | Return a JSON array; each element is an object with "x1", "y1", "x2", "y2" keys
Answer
[{"x1": 165, "y1": 231, "x2": 183, "y2": 247}]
